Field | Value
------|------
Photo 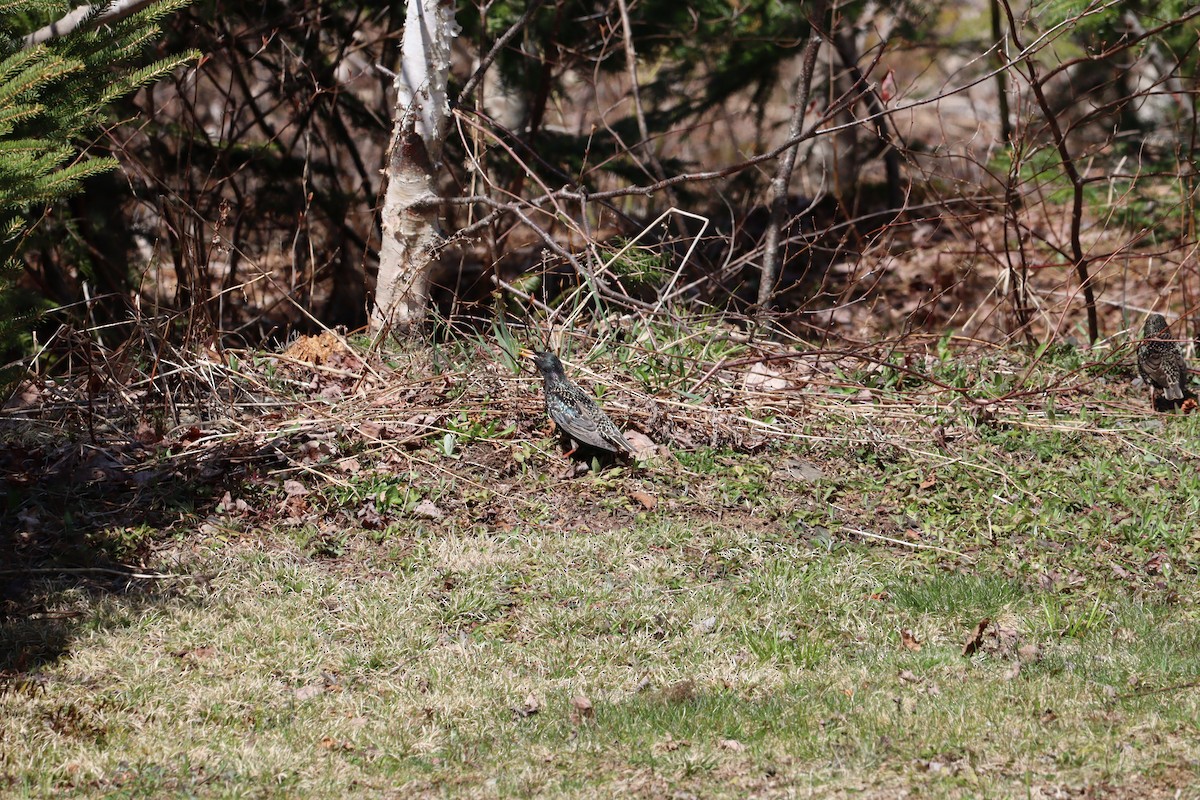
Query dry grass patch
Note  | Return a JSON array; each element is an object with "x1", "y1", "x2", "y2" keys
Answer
[{"x1": 4, "y1": 333, "x2": 1200, "y2": 796}]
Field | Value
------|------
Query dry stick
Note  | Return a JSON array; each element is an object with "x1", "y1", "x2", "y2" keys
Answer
[
  {"x1": 456, "y1": 0, "x2": 546, "y2": 105},
  {"x1": 1037, "y1": 4, "x2": 1200, "y2": 86},
  {"x1": 829, "y1": 25, "x2": 902, "y2": 208},
  {"x1": 1000, "y1": 0, "x2": 1098, "y2": 344},
  {"x1": 1001, "y1": 136, "x2": 1034, "y2": 341},
  {"x1": 492, "y1": 275, "x2": 556, "y2": 316},
  {"x1": 450, "y1": 110, "x2": 579, "y2": 228},
  {"x1": 989, "y1": 0, "x2": 1013, "y2": 146},
  {"x1": 614, "y1": 0, "x2": 670, "y2": 187},
  {"x1": 0, "y1": 567, "x2": 200, "y2": 580},
  {"x1": 445, "y1": 2, "x2": 1131, "y2": 242},
  {"x1": 446, "y1": 73, "x2": 862, "y2": 225},
  {"x1": 1120, "y1": 680, "x2": 1200, "y2": 700},
  {"x1": 467, "y1": 193, "x2": 656, "y2": 313},
  {"x1": 843, "y1": 527, "x2": 975, "y2": 562},
  {"x1": 22, "y1": 0, "x2": 157, "y2": 47},
  {"x1": 757, "y1": 1, "x2": 828, "y2": 311},
  {"x1": 554, "y1": 0, "x2": 1083, "y2": 207}
]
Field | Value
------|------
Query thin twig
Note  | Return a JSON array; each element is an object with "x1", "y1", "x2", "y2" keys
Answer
[
  {"x1": 757, "y1": 0, "x2": 827, "y2": 311},
  {"x1": 1, "y1": 567, "x2": 202, "y2": 580},
  {"x1": 843, "y1": 527, "x2": 975, "y2": 562}
]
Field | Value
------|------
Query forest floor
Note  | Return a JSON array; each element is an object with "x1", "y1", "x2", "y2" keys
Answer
[{"x1": 2, "y1": 328, "x2": 1200, "y2": 798}]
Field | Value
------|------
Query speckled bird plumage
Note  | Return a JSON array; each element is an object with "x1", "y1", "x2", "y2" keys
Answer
[
  {"x1": 1138, "y1": 313, "x2": 1187, "y2": 402},
  {"x1": 525, "y1": 350, "x2": 635, "y2": 455}
]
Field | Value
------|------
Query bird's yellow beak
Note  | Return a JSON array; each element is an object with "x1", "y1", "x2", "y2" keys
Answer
[{"x1": 518, "y1": 348, "x2": 536, "y2": 360}]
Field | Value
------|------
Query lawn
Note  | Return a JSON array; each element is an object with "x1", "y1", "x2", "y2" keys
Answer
[{"x1": 3, "y1": 334, "x2": 1200, "y2": 798}]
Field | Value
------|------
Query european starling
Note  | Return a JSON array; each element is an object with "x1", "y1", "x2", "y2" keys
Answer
[
  {"x1": 521, "y1": 349, "x2": 635, "y2": 456},
  {"x1": 1137, "y1": 313, "x2": 1187, "y2": 402}
]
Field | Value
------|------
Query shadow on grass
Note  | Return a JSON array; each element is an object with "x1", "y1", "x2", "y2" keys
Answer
[{"x1": 0, "y1": 432, "x2": 273, "y2": 676}]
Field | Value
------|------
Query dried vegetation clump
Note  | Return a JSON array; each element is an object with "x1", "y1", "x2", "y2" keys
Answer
[{"x1": 0, "y1": 310, "x2": 1167, "y2": 582}]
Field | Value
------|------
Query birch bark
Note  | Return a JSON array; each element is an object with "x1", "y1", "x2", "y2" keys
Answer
[{"x1": 372, "y1": 0, "x2": 458, "y2": 335}]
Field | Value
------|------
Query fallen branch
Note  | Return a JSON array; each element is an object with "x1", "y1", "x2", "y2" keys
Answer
[
  {"x1": 843, "y1": 527, "x2": 975, "y2": 562},
  {"x1": 23, "y1": 0, "x2": 159, "y2": 48},
  {"x1": 0, "y1": 567, "x2": 202, "y2": 580}
]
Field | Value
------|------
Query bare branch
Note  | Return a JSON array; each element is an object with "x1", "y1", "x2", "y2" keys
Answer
[
  {"x1": 456, "y1": 0, "x2": 546, "y2": 106},
  {"x1": 757, "y1": 1, "x2": 828, "y2": 312},
  {"x1": 1000, "y1": 0, "x2": 1099, "y2": 343},
  {"x1": 23, "y1": 0, "x2": 159, "y2": 48}
]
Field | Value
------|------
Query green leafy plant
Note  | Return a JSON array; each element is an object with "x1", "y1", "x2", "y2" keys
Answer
[{"x1": 0, "y1": 0, "x2": 196, "y2": 395}]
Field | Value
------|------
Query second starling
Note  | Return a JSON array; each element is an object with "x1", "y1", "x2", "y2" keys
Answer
[
  {"x1": 1137, "y1": 313, "x2": 1187, "y2": 402},
  {"x1": 521, "y1": 349, "x2": 635, "y2": 456}
]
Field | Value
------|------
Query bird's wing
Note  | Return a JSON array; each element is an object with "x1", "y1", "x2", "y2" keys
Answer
[
  {"x1": 1141, "y1": 349, "x2": 1185, "y2": 398},
  {"x1": 557, "y1": 413, "x2": 612, "y2": 450},
  {"x1": 554, "y1": 393, "x2": 633, "y2": 452},
  {"x1": 589, "y1": 408, "x2": 636, "y2": 453},
  {"x1": 1152, "y1": 352, "x2": 1181, "y2": 381}
]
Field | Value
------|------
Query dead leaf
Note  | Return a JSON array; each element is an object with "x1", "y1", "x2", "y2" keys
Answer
[
  {"x1": 898, "y1": 669, "x2": 921, "y2": 684},
  {"x1": 918, "y1": 473, "x2": 937, "y2": 490},
  {"x1": 900, "y1": 629, "x2": 922, "y2": 652},
  {"x1": 880, "y1": 67, "x2": 897, "y2": 103},
  {"x1": 744, "y1": 361, "x2": 789, "y2": 391},
  {"x1": 134, "y1": 417, "x2": 161, "y2": 444},
  {"x1": 3, "y1": 381, "x2": 40, "y2": 411},
  {"x1": 512, "y1": 692, "x2": 540, "y2": 718},
  {"x1": 661, "y1": 680, "x2": 696, "y2": 704},
  {"x1": 1003, "y1": 662, "x2": 1021, "y2": 681},
  {"x1": 359, "y1": 421, "x2": 386, "y2": 440},
  {"x1": 625, "y1": 430, "x2": 657, "y2": 457},
  {"x1": 962, "y1": 618, "x2": 990, "y2": 656},
  {"x1": 990, "y1": 624, "x2": 1019, "y2": 656},
  {"x1": 653, "y1": 735, "x2": 688, "y2": 753},
  {"x1": 283, "y1": 480, "x2": 309, "y2": 497},
  {"x1": 718, "y1": 738, "x2": 745, "y2": 751},
  {"x1": 1040, "y1": 708, "x2": 1058, "y2": 724},
  {"x1": 171, "y1": 646, "x2": 214, "y2": 661},
  {"x1": 297, "y1": 439, "x2": 336, "y2": 463},
  {"x1": 294, "y1": 683, "x2": 324, "y2": 701},
  {"x1": 284, "y1": 332, "x2": 347, "y2": 365},
  {"x1": 1017, "y1": 643, "x2": 1042, "y2": 663},
  {"x1": 630, "y1": 490, "x2": 657, "y2": 510},
  {"x1": 779, "y1": 457, "x2": 822, "y2": 482},
  {"x1": 694, "y1": 616, "x2": 717, "y2": 634},
  {"x1": 413, "y1": 499, "x2": 444, "y2": 520},
  {"x1": 1144, "y1": 552, "x2": 1168, "y2": 575},
  {"x1": 570, "y1": 694, "x2": 594, "y2": 724},
  {"x1": 217, "y1": 492, "x2": 250, "y2": 515}
]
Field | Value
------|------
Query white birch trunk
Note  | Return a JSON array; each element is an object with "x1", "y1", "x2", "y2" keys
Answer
[{"x1": 372, "y1": 0, "x2": 459, "y2": 335}]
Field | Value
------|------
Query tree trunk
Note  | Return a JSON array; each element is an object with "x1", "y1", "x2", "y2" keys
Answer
[{"x1": 372, "y1": 0, "x2": 459, "y2": 336}]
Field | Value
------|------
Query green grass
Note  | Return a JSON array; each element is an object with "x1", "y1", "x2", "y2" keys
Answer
[
  {"x1": 4, "y1": 339, "x2": 1200, "y2": 798},
  {"x1": 5, "y1": 522, "x2": 1200, "y2": 798}
]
